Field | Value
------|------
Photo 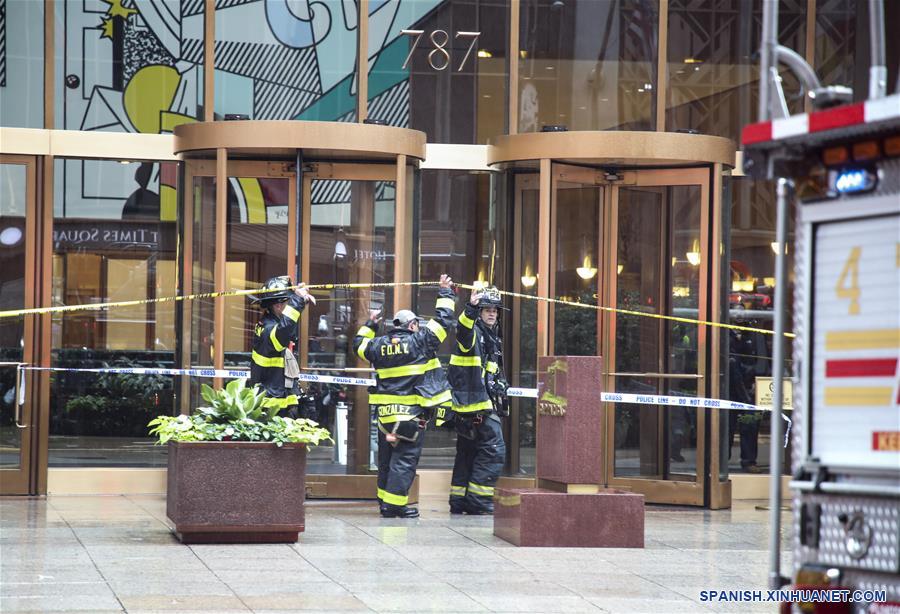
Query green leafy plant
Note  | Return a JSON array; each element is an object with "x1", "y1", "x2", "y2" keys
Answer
[{"x1": 148, "y1": 379, "x2": 332, "y2": 447}]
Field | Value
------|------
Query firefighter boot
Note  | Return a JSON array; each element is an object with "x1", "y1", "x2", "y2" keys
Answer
[{"x1": 380, "y1": 504, "x2": 420, "y2": 518}]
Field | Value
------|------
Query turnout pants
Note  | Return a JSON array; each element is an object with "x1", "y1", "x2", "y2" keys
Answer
[
  {"x1": 449, "y1": 414, "x2": 506, "y2": 513},
  {"x1": 376, "y1": 424, "x2": 426, "y2": 509}
]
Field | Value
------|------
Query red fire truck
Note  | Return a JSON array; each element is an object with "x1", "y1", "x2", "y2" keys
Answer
[{"x1": 742, "y1": 2, "x2": 899, "y2": 611}]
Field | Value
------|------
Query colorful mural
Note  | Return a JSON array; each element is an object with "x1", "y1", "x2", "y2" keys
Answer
[{"x1": 53, "y1": 0, "x2": 441, "y2": 221}]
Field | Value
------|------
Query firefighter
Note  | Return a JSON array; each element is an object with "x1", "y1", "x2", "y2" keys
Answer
[
  {"x1": 354, "y1": 274, "x2": 456, "y2": 518},
  {"x1": 248, "y1": 276, "x2": 316, "y2": 415},
  {"x1": 447, "y1": 284, "x2": 509, "y2": 515}
]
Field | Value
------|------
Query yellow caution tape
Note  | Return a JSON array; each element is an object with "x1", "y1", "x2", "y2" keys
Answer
[
  {"x1": 454, "y1": 283, "x2": 795, "y2": 339},
  {"x1": 0, "y1": 281, "x2": 433, "y2": 319},
  {"x1": 0, "y1": 280, "x2": 794, "y2": 338}
]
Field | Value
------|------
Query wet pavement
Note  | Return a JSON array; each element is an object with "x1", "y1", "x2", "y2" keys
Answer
[{"x1": 0, "y1": 495, "x2": 792, "y2": 613}]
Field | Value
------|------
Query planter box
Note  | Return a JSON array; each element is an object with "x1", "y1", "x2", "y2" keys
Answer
[{"x1": 166, "y1": 441, "x2": 306, "y2": 544}]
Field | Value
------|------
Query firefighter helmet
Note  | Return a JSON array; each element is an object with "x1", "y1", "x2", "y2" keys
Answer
[
  {"x1": 476, "y1": 285, "x2": 504, "y2": 310},
  {"x1": 250, "y1": 276, "x2": 294, "y2": 306}
]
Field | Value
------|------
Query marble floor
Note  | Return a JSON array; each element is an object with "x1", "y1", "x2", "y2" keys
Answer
[{"x1": 0, "y1": 495, "x2": 792, "y2": 613}]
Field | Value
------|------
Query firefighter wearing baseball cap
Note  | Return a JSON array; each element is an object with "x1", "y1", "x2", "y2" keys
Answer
[
  {"x1": 248, "y1": 276, "x2": 316, "y2": 414},
  {"x1": 446, "y1": 284, "x2": 509, "y2": 515},
  {"x1": 353, "y1": 274, "x2": 456, "y2": 518}
]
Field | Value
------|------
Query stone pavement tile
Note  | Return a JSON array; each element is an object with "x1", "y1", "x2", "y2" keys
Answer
[
  {"x1": 105, "y1": 579, "x2": 236, "y2": 597},
  {"x1": 240, "y1": 593, "x2": 371, "y2": 611},
  {"x1": 0, "y1": 593, "x2": 123, "y2": 612},
  {"x1": 0, "y1": 567, "x2": 105, "y2": 584},
  {"x1": 442, "y1": 526, "x2": 517, "y2": 548},
  {"x1": 586, "y1": 596, "x2": 715, "y2": 613},
  {"x1": 214, "y1": 569, "x2": 334, "y2": 586},
  {"x1": 117, "y1": 594, "x2": 250, "y2": 611},
  {"x1": 349, "y1": 585, "x2": 488, "y2": 613},
  {"x1": 454, "y1": 579, "x2": 579, "y2": 598},
  {"x1": 360, "y1": 526, "x2": 476, "y2": 547},
  {"x1": 190, "y1": 544, "x2": 303, "y2": 559},
  {"x1": 298, "y1": 544, "x2": 409, "y2": 562},
  {"x1": 469, "y1": 594, "x2": 603, "y2": 612},
  {"x1": 224, "y1": 580, "x2": 354, "y2": 597},
  {"x1": 0, "y1": 579, "x2": 113, "y2": 597},
  {"x1": 555, "y1": 573, "x2": 686, "y2": 600}
]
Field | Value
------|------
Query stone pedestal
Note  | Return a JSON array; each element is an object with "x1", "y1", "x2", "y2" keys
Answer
[
  {"x1": 494, "y1": 487, "x2": 644, "y2": 547},
  {"x1": 493, "y1": 356, "x2": 645, "y2": 547}
]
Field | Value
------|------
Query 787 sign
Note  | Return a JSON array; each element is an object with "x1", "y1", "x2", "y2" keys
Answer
[{"x1": 400, "y1": 29, "x2": 481, "y2": 72}]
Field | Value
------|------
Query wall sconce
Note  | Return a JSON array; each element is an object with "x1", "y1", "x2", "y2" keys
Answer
[
  {"x1": 686, "y1": 239, "x2": 701, "y2": 266},
  {"x1": 764, "y1": 277, "x2": 776, "y2": 287},
  {"x1": 576, "y1": 255, "x2": 597, "y2": 280},
  {"x1": 770, "y1": 241, "x2": 789, "y2": 254},
  {"x1": 521, "y1": 266, "x2": 537, "y2": 288},
  {"x1": 617, "y1": 264, "x2": 624, "y2": 275},
  {"x1": 732, "y1": 279, "x2": 755, "y2": 292}
]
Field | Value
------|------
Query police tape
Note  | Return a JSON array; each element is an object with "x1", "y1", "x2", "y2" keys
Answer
[
  {"x1": 0, "y1": 279, "x2": 793, "y2": 339},
  {"x1": 14, "y1": 365, "x2": 790, "y2": 446},
  {"x1": 16, "y1": 364, "x2": 789, "y2": 416}
]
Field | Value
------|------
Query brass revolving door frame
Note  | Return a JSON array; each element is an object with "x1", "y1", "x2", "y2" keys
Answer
[
  {"x1": 490, "y1": 130, "x2": 735, "y2": 508},
  {"x1": 174, "y1": 121, "x2": 426, "y2": 499}
]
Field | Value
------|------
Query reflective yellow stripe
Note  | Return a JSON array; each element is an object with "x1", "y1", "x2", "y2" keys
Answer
[
  {"x1": 369, "y1": 389, "x2": 451, "y2": 407},
  {"x1": 468, "y1": 482, "x2": 494, "y2": 496},
  {"x1": 283, "y1": 305, "x2": 301, "y2": 322},
  {"x1": 485, "y1": 361, "x2": 499, "y2": 374},
  {"x1": 450, "y1": 354, "x2": 481, "y2": 367},
  {"x1": 457, "y1": 338, "x2": 476, "y2": 353},
  {"x1": 269, "y1": 327, "x2": 285, "y2": 352},
  {"x1": 377, "y1": 488, "x2": 387, "y2": 501},
  {"x1": 357, "y1": 337, "x2": 372, "y2": 361},
  {"x1": 358, "y1": 325, "x2": 376, "y2": 339},
  {"x1": 252, "y1": 350, "x2": 284, "y2": 368},
  {"x1": 450, "y1": 485, "x2": 467, "y2": 497},
  {"x1": 262, "y1": 395, "x2": 298, "y2": 409},
  {"x1": 381, "y1": 490, "x2": 409, "y2": 506},
  {"x1": 459, "y1": 312, "x2": 475, "y2": 329},
  {"x1": 436, "y1": 297, "x2": 455, "y2": 311},
  {"x1": 452, "y1": 399, "x2": 493, "y2": 413},
  {"x1": 378, "y1": 414, "x2": 419, "y2": 425},
  {"x1": 426, "y1": 319, "x2": 446, "y2": 342},
  {"x1": 376, "y1": 358, "x2": 441, "y2": 379}
]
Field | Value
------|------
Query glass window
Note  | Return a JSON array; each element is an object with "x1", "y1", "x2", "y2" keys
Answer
[
  {"x1": 0, "y1": 163, "x2": 27, "y2": 468},
  {"x1": 518, "y1": 0, "x2": 659, "y2": 133},
  {"x1": 666, "y1": 0, "x2": 806, "y2": 140},
  {"x1": 510, "y1": 172, "x2": 538, "y2": 475},
  {"x1": 305, "y1": 175, "x2": 395, "y2": 474},
  {"x1": 724, "y1": 176, "x2": 794, "y2": 475},
  {"x1": 215, "y1": 2, "x2": 355, "y2": 121},
  {"x1": 553, "y1": 179, "x2": 600, "y2": 356},
  {"x1": 1, "y1": 0, "x2": 44, "y2": 128},
  {"x1": 373, "y1": 0, "x2": 508, "y2": 143},
  {"x1": 49, "y1": 159, "x2": 178, "y2": 467},
  {"x1": 55, "y1": 1, "x2": 204, "y2": 131},
  {"x1": 415, "y1": 169, "x2": 492, "y2": 467},
  {"x1": 223, "y1": 177, "x2": 290, "y2": 364},
  {"x1": 814, "y1": 0, "x2": 871, "y2": 101}
]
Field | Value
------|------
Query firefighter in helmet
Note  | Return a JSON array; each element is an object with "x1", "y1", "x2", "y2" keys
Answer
[
  {"x1": 446, "y1": 284, "x2": 509, "y2": 515},
  {"x1": 249, "y1": 276, "x2": 316, "y2": 415},
  {"x1": 354, "y1": 274, "x2": 456, "y2": 518}
]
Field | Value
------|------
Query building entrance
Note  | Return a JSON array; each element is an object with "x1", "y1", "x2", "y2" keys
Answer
[
  {"x1": 173, "y1": 121, "x2": 425, "y2": 499},
  {"x1": 494, "y1": 130, "x2": 734, "y2": 507}
]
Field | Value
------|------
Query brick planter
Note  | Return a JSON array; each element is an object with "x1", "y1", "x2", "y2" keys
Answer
[{"x1": 166, "y1": 441, "x2": 306, "y2": 544}]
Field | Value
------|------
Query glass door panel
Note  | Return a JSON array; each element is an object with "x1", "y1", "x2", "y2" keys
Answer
[
  {"x1": 302, "y1": 165, "x2": 396, "y2": 476},
  {"x1": 510, "y1": 174, "x2": 540, "y2": 475},
  {"x1": 0, "y1": 158, "x2": 35, "y2": 493},
  {"x1": 606, "y1": 169, "x2": 709, "y2": 505},
  {"x1": 551, "y1": 165, "x2": 603, "y2": 356}
]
